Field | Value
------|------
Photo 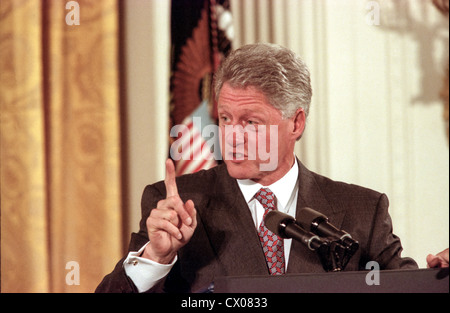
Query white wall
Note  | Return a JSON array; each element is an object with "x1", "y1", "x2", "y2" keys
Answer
[
  {"x1": 124, "y1": 0, "x2": 449, "y2": 267},
  {"x1": 123, "y1": 0, "x2": 170, "y2": 234}
]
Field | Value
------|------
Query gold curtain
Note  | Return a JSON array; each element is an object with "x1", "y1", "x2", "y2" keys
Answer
[{"x1": 1, "y1": 0, "x2": 123, "y2": 292}]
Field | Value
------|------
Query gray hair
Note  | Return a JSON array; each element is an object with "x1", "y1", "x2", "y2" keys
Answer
[{"x1": 214, "y1": 43, "x2": 312, "y2": 119}]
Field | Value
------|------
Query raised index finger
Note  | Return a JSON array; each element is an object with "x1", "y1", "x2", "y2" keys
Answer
[{"x1": 164, "y1": 159, "x2": 179, "y2": 198}]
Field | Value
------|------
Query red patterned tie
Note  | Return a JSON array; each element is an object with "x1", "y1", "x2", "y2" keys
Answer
[{"x1": 255, "y1": 188, "x2": 285, "y2": 275}]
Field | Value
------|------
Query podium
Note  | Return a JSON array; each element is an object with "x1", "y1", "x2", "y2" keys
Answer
[{"x1": 214, "y1": 268, "x2": 449, "y2": 293}]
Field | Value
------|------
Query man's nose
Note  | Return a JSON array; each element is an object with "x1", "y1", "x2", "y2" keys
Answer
[{"x1": 223, "y1": 125, "x2": 245, "y2": 147}]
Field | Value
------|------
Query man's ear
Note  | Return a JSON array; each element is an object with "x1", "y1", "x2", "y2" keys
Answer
[{"x1": 292, "y1": 108, "x2": 306, "y2": 140}]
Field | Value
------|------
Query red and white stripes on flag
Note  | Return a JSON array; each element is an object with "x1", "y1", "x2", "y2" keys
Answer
[
  {"x1": 174, "y1": 117, "x2": 217, "y2": 176},
  {"x1": 170, "y1": 0, "x2": 232, "y2": 176}
]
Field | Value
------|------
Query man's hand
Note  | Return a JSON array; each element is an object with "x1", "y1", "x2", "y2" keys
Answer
[
  {"x1": 142, "y1": 159, "x2": 197, "y2": 264},
  {"x1": 426, "y1": 248, "x2": 449, "y2": 268}
]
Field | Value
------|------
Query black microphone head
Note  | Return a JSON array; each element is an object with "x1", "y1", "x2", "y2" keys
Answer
[
  {"x1": 264, "y1": 211, "x2": 295, "y2": 238},
  {"x1": 297, "y1": 207, "x2": 327, "y2": 231}
]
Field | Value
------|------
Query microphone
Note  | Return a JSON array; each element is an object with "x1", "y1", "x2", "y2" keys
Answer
[
  {"x1": 264, "y1": 211, "x2": 327, "y2": 251},
  {"x1": 296, "y1": 207, "x2": 359, "y2": 253}
]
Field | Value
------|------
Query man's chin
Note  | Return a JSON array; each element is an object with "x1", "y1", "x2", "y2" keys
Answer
[{"x1": 224, "y1": 159, "x2": 254, "y2": 180}]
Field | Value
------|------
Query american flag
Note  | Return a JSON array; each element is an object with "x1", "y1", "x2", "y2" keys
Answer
[{"x1": 170, "y1": 0, "x2": 232, "y2": 176}]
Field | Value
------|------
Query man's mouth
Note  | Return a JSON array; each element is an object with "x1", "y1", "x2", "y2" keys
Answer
[{"x1": 226, "y1": 151, "x2": 246, "y2": 161}]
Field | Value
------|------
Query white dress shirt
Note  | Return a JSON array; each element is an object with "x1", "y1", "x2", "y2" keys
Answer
[
  {"x1": 123, "y1": 158, "x2": 299, "y2": 292},
  {"x1": 236, "y1": 158, "x2": 299, "y2": 268}
]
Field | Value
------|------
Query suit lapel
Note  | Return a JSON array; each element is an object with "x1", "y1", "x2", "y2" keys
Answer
[
  {"x1": 200, "y1": 165, "x2": 268, "y2": 276},
  {"x1": 287, "y1": 160, "x2": 346, "y2": 273},
  {"x1": 200, "y1": 161, "x2": 348, "y2": 275}
]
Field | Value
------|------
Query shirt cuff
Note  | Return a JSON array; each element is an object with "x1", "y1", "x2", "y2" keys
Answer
[{"x1": 123, "y1": 242, "x2": 177, "y2": 293}]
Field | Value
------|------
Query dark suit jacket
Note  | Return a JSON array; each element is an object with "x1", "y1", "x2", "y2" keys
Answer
[{"x1": 96, "y1": 161, "x2": 417, "y2": 293}]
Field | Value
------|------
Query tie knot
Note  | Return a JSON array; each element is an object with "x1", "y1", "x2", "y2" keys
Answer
[{"x1": 254, "y1": 188, "x2": 276, "y2": 209}]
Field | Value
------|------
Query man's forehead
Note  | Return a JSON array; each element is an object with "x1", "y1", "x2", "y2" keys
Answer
[{"x1": 218, "y1": 84, "x2": 269, "y2": 107}]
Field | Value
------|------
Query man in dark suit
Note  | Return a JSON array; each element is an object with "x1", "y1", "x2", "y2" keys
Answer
[{"x1": 97, "y1": 43, "x2": 422, "y2": 293}]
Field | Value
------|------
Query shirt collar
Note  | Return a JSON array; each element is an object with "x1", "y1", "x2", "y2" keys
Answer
[{"x1": 237, "y1": 158, "x2": 299, "y2": 209}]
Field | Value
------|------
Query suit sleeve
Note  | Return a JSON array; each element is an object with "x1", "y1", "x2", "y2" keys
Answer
[{"x1": 366, "y1": 194, "x2": 418, "y2": 270}]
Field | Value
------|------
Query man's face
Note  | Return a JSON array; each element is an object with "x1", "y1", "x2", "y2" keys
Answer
[{"x1": 217, "y1": 83, "x2": 305, "y2": 185}]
